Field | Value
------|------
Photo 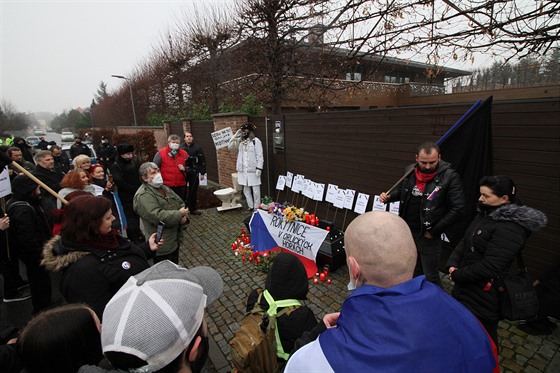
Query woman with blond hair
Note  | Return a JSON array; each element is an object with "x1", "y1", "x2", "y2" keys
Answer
[{"x1": 72, "y1": 154, "x2": 91, "y2": 172}]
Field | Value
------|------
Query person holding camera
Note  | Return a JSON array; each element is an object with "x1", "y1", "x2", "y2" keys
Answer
[{"x1": 181, "y1": 132, "x2": 206, "y2": 215}]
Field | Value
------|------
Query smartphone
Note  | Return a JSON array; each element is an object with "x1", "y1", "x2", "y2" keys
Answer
[
  {"x1": 108, "y1": 174, "x2": 113, "y2": 183},
  {"x1": 156, "y1": 221, "x2": 165, "y2": 243}
]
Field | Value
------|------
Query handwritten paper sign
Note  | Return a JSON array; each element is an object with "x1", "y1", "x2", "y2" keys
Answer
[
  {"x1": 354, "y1": 193, "x2": 370, "y2": 214},
  {"x1": 252, "y1": 210, "x2": 328, "y2": 261},
  {"x1": 211, "y1": 127, "x2": 233, "y2": 149}
]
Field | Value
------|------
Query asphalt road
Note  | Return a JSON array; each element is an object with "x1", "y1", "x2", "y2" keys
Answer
[{"x1": 44, "y1": 132, "x2": 62, "y2": 145}]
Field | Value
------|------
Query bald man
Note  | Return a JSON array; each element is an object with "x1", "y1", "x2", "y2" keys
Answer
[{"x1": 285, "y1": 212, "x2": 497, "y2": 372}]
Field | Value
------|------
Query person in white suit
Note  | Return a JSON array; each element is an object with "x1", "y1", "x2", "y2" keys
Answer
[{"x1": 228, "y1": 122, "x2": 264, "y2": 212}]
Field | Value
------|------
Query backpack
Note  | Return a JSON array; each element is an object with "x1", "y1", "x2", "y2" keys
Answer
[{"x1": 229, "y1": 289, "x2": 300, "y2": 373}]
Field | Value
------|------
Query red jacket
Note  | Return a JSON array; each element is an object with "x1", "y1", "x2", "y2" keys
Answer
[{"x1": 158, "y1": 147, "x2": 188, "y2": 187}]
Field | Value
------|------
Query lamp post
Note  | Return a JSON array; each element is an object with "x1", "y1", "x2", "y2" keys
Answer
[{"x1": 111, "y1": 74, "x2": 138, "y2": 132}]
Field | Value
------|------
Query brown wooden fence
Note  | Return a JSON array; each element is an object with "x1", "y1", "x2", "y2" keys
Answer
[
  {"x1": 253, "y1": 98, "x2": 559, "y2": 277},
  {"x1": 153, "y1": 97, "x2": 558, "y2": 277}
]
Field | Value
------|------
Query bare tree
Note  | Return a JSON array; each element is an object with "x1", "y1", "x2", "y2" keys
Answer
[
  {"x1": 94, "y1": 0, "x2": 559, "y2": 120},
  {"x1": 174, "y1": 4, "x2": 239, "y2": 113},
  {"x1": 0, "y1": 99, "x2": 32, "y2": 132},
  {"x1": 233, "y1": 0, "x2": 331, "y2": 113}
]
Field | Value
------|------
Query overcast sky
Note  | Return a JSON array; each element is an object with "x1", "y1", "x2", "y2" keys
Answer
[
  {"x1": 1, "y1": 0, "x2": 501, "y2": 116},
  {"x1": 1, "y1": 0, "x2": 233, "y2": 114}
]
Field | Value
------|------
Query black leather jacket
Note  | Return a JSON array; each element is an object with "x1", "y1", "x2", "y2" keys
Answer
[{"x1": 389, "y1": 160, "x2": 465, "y2": 236}]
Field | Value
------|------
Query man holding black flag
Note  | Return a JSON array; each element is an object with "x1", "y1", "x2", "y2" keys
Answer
[
  {"x1": 181, "y1": 132, "x2": 206, "y2": 215},
  {"x1": 379, "y1": 142, "x2": 465, "y2": 286}
]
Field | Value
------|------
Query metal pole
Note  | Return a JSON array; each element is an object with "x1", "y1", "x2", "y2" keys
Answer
[
  {"x1": 111, "y1": 75, "x2": 138, "y2": 133},
  {"x1": 129, "y1": 84, "x2": 138, "y2": 133},
  {"x1": 265, "y1": 117, "x2": 270, "y2": 196}
]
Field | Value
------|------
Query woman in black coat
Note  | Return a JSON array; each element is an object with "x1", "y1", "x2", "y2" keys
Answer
[
  {"x1": 41, "y1": 195, "x2": 161, "y2": 319},
  {"x1": 446, "y1": 175, "x2": 547, "y2": 346}
]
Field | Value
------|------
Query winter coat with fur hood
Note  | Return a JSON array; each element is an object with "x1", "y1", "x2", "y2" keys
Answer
[
  {"x1": 446, "y1": 203, "x2": 547, "y2": 321},
  {"x1": 42, "y1": 235, "x2": 153, "y2": 319}
]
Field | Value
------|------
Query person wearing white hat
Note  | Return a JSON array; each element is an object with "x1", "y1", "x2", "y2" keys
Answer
[
  {"x1": 81, "y1": 260, "x2": 223, "y2": 373},
  {"x1": 228, "y1": 122, "x2": 264, "y2": 212}
]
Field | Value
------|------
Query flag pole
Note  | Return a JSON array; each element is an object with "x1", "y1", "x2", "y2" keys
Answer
[{"x1": 384, "y1": 100, "x2": 483, "y2": 196}]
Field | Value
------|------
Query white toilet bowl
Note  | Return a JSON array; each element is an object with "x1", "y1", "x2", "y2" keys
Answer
[{"x1": 214, "y1": 173, "x2": 242, "y2": 211}]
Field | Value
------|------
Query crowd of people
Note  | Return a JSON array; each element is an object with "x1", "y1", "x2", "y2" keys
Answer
[{"x1": 0, "y1": 133, "x2": 551, "y2": 372}]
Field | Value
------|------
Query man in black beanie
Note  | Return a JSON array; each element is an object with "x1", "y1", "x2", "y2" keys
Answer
[
  {"x1": 111, "y1": 144, "x2": 143, "y2": 243},
  {"x1": 6, "y1": 175, "x2": 52, "y2": 314}
]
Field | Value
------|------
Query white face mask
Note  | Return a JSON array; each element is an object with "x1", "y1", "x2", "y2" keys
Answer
[
  {"x1": 347, "y1": 277, "x2": 357, "y2": 291},
  {"x1": 150, "y1": 173, "x2": 164, "y2": 188},
  {"x1": 347, "y1": 267, "x2": 359, "y2": 291},
  {"x1": 169, "y1": 143, "x2": 180, "y2": 151}
]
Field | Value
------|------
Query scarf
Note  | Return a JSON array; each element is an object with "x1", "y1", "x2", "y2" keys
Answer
[
  {"x1": 414, "y1": 167, "x2": 436, "y2": 193},
  {"x1": 79, "y1": 229, "x2": 119, "y2": 251}
]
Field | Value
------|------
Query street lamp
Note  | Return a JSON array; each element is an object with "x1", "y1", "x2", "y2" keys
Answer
[{"x1": 111, "y1": 74, "x2": 138, "y2": 132}]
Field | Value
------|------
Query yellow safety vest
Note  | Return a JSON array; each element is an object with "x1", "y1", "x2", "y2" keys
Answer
[{"x1": 263, "y1": 289, "x2": 301, "y2": 360}]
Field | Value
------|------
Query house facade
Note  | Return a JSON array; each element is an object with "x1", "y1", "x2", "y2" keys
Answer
[{"x1": 185, "y1": 38, "x2": 470, "y2": 113}]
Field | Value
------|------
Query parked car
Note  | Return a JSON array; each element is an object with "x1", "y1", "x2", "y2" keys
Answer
[
  {"x1": 61, "y1": 131, "x2": 74, "y2": 142},
  {"x1": 61, "y1": 143, "x2": 97, "y2": 168},
  {"x1": 25, "y1": 136, "x2": 40, "y2": 147}
]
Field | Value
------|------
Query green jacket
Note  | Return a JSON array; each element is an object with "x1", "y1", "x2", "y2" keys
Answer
[{"x1": 133, "y1": 183, "x2": 185, "y2": 256}]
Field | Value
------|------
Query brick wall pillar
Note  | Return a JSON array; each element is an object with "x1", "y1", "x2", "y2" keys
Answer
[
  {"x1": 212, "y1": 112, "x2": 249, "y2": 187},
  {"x1": 182, "y1": 118, "x2": 192, "y2": 134}
]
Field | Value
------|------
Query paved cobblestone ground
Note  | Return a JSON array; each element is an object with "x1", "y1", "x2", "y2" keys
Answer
[
  {"x1": 1, "y1": 203, "x2": 556, "y2": 372},
  {"x1": 179, "y1": 205, "x2": 560, "y2": 373}
]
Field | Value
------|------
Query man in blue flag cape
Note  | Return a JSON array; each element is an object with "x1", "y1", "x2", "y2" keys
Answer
[{"x1": 285, "y1": 211, "x2": 498, "y2": 373}]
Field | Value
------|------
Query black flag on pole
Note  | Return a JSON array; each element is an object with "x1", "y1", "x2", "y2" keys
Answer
[{"x1": 438, "y1": 96, "x2": 494, "y2": 245}]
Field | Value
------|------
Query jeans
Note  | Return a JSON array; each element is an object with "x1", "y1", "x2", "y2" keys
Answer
[{"x1": 412, "y1": 232, "x2": 442, "y2": 286}]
